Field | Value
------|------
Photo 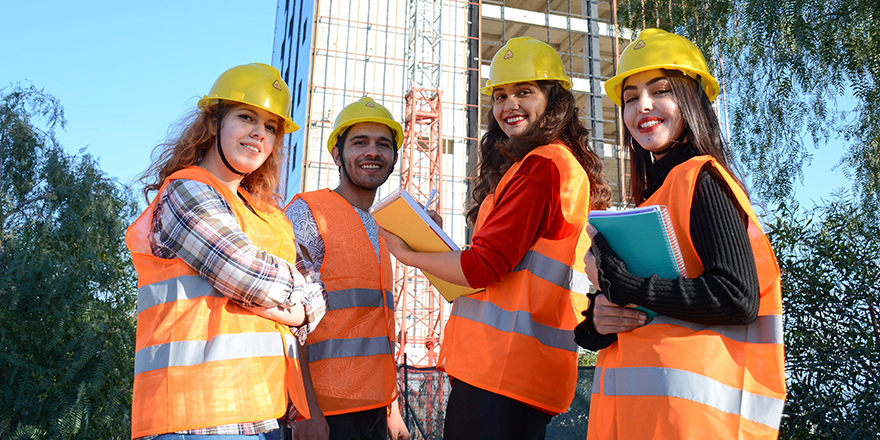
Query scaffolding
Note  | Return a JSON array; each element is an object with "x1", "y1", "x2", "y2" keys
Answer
[
  {"x1": 273, "y1": 0, "x2": 631, "y2": 368},
  {"x1": 272, "y1": 1, "x2": 630, "y2": 438},
  {"x1": 272, "y1": 0, "x2": 479, "y2": 368}
]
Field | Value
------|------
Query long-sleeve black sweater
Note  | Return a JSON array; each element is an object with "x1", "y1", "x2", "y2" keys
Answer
[{"x1": 574, "y1": 144, "x2": 760, "y2": 351}]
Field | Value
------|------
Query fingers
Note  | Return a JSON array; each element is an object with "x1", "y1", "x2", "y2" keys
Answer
[
  {"x1": 586, "y1": 224, "x2": 598, "y2": 239},
  {"x1": 427, "y1": 209, "x2": 443, "y2": 228},
  {"x1": 378, "y1": 228, "x2": 403, "y2": 250},
  {"x1": 584, "y1": 251, "x2": 600, "y2": 290},
  {"x1": 592, "y1": 294, "x2": 646, "y2": 335}
]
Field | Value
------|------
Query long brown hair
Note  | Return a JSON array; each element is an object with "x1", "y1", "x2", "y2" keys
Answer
[
  {"x1": 139, "y1": 102, "x2": 287, "y2": 209},
  {"x1": 466, "y1": 81, "x2": 612, "y2": 225},
  {"x1": 624, "y1": 69, "x2": 747, "y2": 204}
]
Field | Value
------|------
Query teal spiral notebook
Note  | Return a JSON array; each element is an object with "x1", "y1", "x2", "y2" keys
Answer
[{"x1": 588, "y1": 205, "x2": 688, "y2": 318}]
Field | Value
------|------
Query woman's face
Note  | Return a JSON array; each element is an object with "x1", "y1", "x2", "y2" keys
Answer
[
  {"x1": 622, "y1": 69, "x2": 685, "y2": 159},
  {"x1": 491, "y1": 81, "x2": 548, "y2": 138},
  {"x1": 204, "y1": 103, "x2": 280, "y2": 178}
]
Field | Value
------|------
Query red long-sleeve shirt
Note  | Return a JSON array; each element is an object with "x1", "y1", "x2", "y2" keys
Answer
[{"x1": 461, "y1": 155, "x2": 580, "y2": 288}]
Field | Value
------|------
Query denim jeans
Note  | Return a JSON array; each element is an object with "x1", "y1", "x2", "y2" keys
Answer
[{"x1": 152, "y1": 431, "x2": 281, "y2": 440}]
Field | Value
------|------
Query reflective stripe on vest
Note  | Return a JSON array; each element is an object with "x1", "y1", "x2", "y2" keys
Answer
[
  {"x1": 308, "y1": 336, "x2": 394, "y2": 361},
  {"x1": 136, "y1": 331, "x2": 291, "y2": 375},
  {"x1": 600, "y1": 366, "x2": 785, "y2": 429},
  {"x1": 451, "y1": 296, "x2": 578, "y2": 353},
  {"x1": 512, "y1": 249, "x2": 590, "y2": 295},
  {"x1": 326, "y1": 287, "x2": 394, "y2": 311},
  {"x1": 137, "y1": 275, "x2": 220, "y2": 313},
  {"x1": 648, "y1": 314, "x2": 783, "y2": 345}
]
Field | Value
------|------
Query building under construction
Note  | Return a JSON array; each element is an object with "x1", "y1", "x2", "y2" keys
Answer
[{"x1": 272, "y1": 0, "x2": 630, "y2": 436}]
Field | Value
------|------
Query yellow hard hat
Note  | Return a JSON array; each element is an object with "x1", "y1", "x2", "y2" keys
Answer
[
  {"x1": 604, "y1": 29, "x2": 720, "y2": 106},
  {"x1": 480, "y1": 37, "x2": 572, "y2": 95},
  {"x1": 198, "y1": 63, "x2": 299, "y2": 133},
  {"x1": 326, "y1": 96, "x2": 404, "y2": 152}
]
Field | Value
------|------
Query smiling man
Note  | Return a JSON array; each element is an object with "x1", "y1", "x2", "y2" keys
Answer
[{"x1": 284, "y1": 97, "x2": 410, "y2": 440}]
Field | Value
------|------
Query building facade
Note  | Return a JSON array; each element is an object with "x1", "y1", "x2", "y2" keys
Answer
[{"x1": 272, "y1": 0, "x2": 629, "y2": 367}]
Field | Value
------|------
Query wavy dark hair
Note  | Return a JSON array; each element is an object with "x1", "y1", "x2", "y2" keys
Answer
[
  {"x1": 624, "y1": 69, "x2": 747, "y2": 205},
  {"x1": 139, "y1": 102, "x2": 287, "y2": 209},
  {"x1": 466, "y1": 81, "x2": 612, "y2": 225}
]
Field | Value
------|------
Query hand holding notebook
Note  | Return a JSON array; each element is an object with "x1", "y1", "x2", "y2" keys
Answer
[
  {"x1": 370, "y1": 188, "x2": 483, "y2": 302},
  {"x1": 588, "y1": 205, "x2": 688, "y2": 318}
]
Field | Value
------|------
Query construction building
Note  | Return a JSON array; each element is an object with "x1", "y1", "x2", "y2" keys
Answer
[{"x1": 271, "y1": 0, "x2": 630, "y2": 371}]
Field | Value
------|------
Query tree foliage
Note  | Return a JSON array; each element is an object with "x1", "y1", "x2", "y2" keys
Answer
[
  {"x1": 0, "y1": 84, "x2": 138, "y2": 439},
  {"x1": 617, "y1": 0, "x2": 880, "y2": 205},
  {"x1": 768, "y1": 195, "x2": 880, "y2": 438}
]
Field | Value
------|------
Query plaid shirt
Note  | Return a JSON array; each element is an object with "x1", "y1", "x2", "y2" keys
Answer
[{"x1": 138, "y1": 179, "x2": 325, "y2": 439}]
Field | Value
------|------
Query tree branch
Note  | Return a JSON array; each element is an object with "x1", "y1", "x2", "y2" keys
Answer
[
  {"x1": 868, "y1": 301, "x2": 880, "y2": 354},
  {"x1": 1, "y1": 193, "x2": 54, "y2": 227}
]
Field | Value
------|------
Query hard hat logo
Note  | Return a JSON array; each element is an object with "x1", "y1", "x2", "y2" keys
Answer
[
  {"x1": 503, "y1": 50, "x2": 514, "y2": 60},
  {"x1": 366, "y1": 102, "x2": 375, "y2": 108},
  {"x1": 272, "y1": 80, "x2": 282, "y2": 91},
  {"x1": 633, "y1": 40, "x2": 646, "y2": 50}
]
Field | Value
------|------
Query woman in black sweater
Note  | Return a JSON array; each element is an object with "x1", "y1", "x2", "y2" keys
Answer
[
  {"x1": 577, "y1": 29, "x2": 786, "y2": 439},
  {"x1": 575, "y1": 140, "x2": 760, "y2": 349}
]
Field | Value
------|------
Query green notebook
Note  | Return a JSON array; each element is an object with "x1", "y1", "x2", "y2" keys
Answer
[{"x1": 588, "y1": 205, "x2": 688, "y2": 318}]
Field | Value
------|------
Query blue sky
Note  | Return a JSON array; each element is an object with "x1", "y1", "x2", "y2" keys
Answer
[
  {"x1": 1, "y1": 0, "x2": 277, "y2": 200},
  {"x1": 2, "y1": 0, "x2": 850, "y2": 208}
]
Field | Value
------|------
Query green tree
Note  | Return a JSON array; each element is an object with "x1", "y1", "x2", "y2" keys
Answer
[
  {"x1": 578, "y1": 349, "x2": 598, "y2": 367},
  {"x1": 616, "y1": 0, "x2": 880, "y2": 204},
  {"x1": 767, "y1": 196, "x2": 880, "y2": 438},
  {"x1": 0, "y1": 84, "x2": 138, "y2": 439}
]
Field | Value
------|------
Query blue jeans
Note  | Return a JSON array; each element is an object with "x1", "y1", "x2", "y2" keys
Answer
[{"x1": 152, "y1": 431, "x2": 281, "y2": 440}]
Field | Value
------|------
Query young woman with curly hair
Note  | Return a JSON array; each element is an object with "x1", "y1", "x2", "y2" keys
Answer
[
  {"x1": 128, "y1": 63, "x2": 326, "y2": 440},
  {"x1": 381, "y1": 37, "x2": 610, "y2": 440}
]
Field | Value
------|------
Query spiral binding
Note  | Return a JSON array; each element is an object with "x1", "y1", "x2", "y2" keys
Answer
[{"x1": 658, "y1": 205, "x2": 689, "y2": 278}]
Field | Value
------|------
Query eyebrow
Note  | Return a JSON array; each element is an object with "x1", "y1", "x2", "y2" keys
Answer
[
  {"x1": 237, "y1": 107, "x2": 279, "y2": 125},
  {"x1": 350, "y1": 134, "x2": 393, "y2": 143},
  {"x1": 493, "y1": 82, "x2": 537, "y2": 94},
  {"x1": 622, "y1": 76, "x2": 669, "y2": 92}
]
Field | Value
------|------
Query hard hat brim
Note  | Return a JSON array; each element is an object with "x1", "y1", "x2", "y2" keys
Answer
[{"x1": 480, "y1": 77, "x2": 573, "y2": 96}]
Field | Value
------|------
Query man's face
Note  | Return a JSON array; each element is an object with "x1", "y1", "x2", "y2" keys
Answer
[{"x1": 333, "y1": 122, "x2": 397, "y2": 190}]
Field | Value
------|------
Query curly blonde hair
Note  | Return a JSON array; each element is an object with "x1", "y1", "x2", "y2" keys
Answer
[{"x1": 140, "y1": 102, "x2": 287, "y2": 209}]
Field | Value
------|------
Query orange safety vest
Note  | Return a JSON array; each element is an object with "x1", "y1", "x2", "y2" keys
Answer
[
  {"x1": 293, "y1": 189, "x2": 397, "y2": 415},
  {"x1": 438, "y1": 144, "x2": 592, "y2": 414},
  {"x1": 127, "y1": 166, "x2": 308, "y2": 438},
  {"x1": 588, "y1": 156, "x2": 786, "y2": 439}
]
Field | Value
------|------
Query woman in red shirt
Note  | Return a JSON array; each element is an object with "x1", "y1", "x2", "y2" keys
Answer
[{"x1": 381, "y1": 37, "x2": 610, "y2": 440}]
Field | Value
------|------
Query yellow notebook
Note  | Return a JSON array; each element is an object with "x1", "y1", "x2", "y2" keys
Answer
[{"x1": 370, "y1": 188, "x2": 483, "y2": 302}]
